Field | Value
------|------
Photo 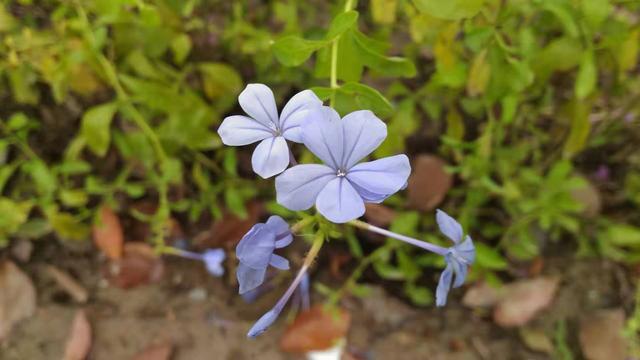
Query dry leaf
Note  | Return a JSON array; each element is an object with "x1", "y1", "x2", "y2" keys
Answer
[
  {"x1": 462, "y1": 281, "x2": 502, "y2": 308},
  {"x1": 0, "y1": 261, "x2": 37, "y2": 341},
  {"x1": 195, "y1": 201, "x2": 263, "y2": 248},
  {"x1": 364, "y1": 203, "x2": 396, "y2": 227},
  {"x1": 519, "y1": 327, "x2": 554, "y2": 355},
  {"x1": 280, "y1": 305, "x2": 351, "y2": 353},
  {"x1": 103, "y1": 243, "x2": 164, "y2": 289},
  {"x1": 493, "y1": 277, "x2": 560, "y2": 327},
  {"x1": 579, "y1": 309, "x2": 627, "y2": 360},
  {"x1": 132, "y1": 342, "x2": 173, "y2": 360},
  {"x1": 407, "y1": 155, "x2": 453, "y2": 211},
  {"x1": 92, "y1": 206, "x2": 124, "y2": 260},
  {"x1": 63, "y1": 309, "x2": 92, "y2": 360}
]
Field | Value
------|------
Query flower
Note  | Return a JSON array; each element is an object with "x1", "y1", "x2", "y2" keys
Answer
[
  {"x1": 434, "y1": 209, "x2": 476, "y2": 307},
  {"x1": 275, "y1": 106, "x2": 411, "y2": 223},
  {"x1": 217, "y1": 84, "x2": 322, "y2": 178},
  {"x1": 202, "y1": 249, "x2": 226, "y2": 276},
  {"x1": 236, "y1": 215, "x2": 294, "y2": 294}
]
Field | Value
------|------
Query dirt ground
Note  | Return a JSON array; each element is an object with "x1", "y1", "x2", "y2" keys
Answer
[{"x1": 0, "y1": 238, "x2": 633, "y2": 360}]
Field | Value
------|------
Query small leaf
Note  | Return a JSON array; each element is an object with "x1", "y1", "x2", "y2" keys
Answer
[
  {"x1": 371, "y1": 0, "x2": 398, "y2": 24},
  {"x1": 81, "y1": 102, "x2": 118, "y2": 157},
  {"x1": 494, "y1": 277, "x2": 560, "y2": 327},
  {"x1": 563, "y1": 99, "x2": 592, "y2": 158},
  {"x1": 198, "y1": 62, "x2": 242, "y2": 99},
  {"x1": 63, "y1": 310, "x2": 92, "y2": 360},
  {"x1": 407, "y1": 155, "x2": 453, "y2": 211},
  {"x1": 575, "y1": 51, "x2": 597, "y2": 99},
  {"x1": 92, "y1": 206, "x2": 124, "y2": 260},
  {"x1": 352, "y1": 30, "x2": 416, "y2": 77},
  {"x1": 413, "y1": 0, "x2": 485, "y2": 20},
  {"x1": 338, "y1": 82, "x2": 393, "y2": 117},
  {"x1": 475, "y1": 243, "x2": 508, "y2": 270},
  {"x1": 325, "y1": 11, "x2": 359, "y2": 40},
  {"x1": 280, "y1": 305, "x2": 350, "y2": 353},
  {"x1": 272, "y1": 36, "x2": 328, "y2": 67},
  {"x1": 467, "y1": 49, "x2": 491, "y2": 96},
  {"x1": 171, "y1": 33, "x2": 192, "y2": 65},
  {"x1": 0, "y1": 261, "x2": 37, "y2": 341}
]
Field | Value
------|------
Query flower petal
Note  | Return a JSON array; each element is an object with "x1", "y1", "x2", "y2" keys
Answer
[
  {"x1": 457, "y1": 235, "x2": 476, "y2": 264},
  {"x1": 202, "y1": 249, "x2": 226, "y2": 277},
  {"x1": 276, "y1": 164, "x2": 336, "y2": 211},
  {"x1": 236, "y1": 224, "x2": 276, "y2": 269},
  {"x1": 247, "y1": 307, "x2": 281, "y2": 338},
  {"x1": 436, "y1": 209, "x2": 464, "y2": 243},
  {"x1": 280, "y1": 90, "x2": 322, "y2": 143},
  {"x1": 451, "y1": 258, "x2": 468, "y2": 288},
  {"x1": 340, "y1": 110, "x2": 388, "y2": 169},
  {"x1": 435, "y1": 264, "x2": 454, "y2": 307},
  {"x1": 269, "y1": 254, "x2": 290, "y2": 270},
  {"x1": 274, "y1": 234, "x2": 293, "y2": 249},
  {"x1": 218, "y1": 115, "x2": 274, "y2": 146},
  {"x1": 238, "y1": 84, "x2": 279, "y2": 129},
  {"x1": 266, "y1": 215, "x2": 290, "y2": 237},
  {"x1": 238, "y1": 262, "x2": 267, "y2": 295},
  {"x1": 316, "y1": 177, "x2": 365, "y2": 223},
  {"x1": 251, "y1": 136, "x2": 290, "y2": 179},
  {"x1": 300, "y1": 106, "x2": 343, "y2": 169},
  {"x1": 346, "y1": 155, "x2": 411, "y2": 200}
]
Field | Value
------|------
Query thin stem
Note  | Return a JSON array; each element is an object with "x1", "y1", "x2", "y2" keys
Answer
[
  {"x1": 328, "y1": 0, "x2": 355, "y2": 108},
  {"x1": 290, "y1": 217, "x2": 314, "y2": 234},
  {"x1": 349, "y1": 220, "x2": 448, "y2": 256},
  {"x1": 160, "y1": 246, "x2": 204, "y2": 261}
]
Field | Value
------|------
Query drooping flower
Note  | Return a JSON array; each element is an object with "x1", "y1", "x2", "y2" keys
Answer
[
  {"x1": 217, "y1": 84, "x2": 322, "y2": 178},
  {"x1": 434, "y1": 209, "x2": 476, "y2": 307},
  {"x1": 236, "y1": 215, "x2": 294, "y2": 294},
  {"x1": 275, "y1": 106, "x2": 411, "y2": 223},
  {"x1": 167, "y1": 247, "x2": 226, "y2": 277}
]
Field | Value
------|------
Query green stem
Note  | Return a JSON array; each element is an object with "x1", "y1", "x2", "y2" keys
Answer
[{"x1": 329, "y1": 0, "x2": 356, "y2": 108}]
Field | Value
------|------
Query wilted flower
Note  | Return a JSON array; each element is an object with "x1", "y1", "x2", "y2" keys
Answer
[
  {"x1": 275, "y1": 107, "x2": 411, "y2": 223},
  {"x1": 434, "y1": 209, "x2": 475, "y2": 307},
  {"x1": 236, "y1": 216, "x2": 294, "y2": 294},
  {"x1": 217, "y1": 84, "x2": 322, "y2": 178}
]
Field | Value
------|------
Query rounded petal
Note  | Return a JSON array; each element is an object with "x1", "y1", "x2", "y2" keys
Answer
[
  {"x1": 269, "y1": 254, "x2": 290, "y2": 270},
  {"x1": 238, "y1": 263, "x2": 268, "y2": 295},
  {"x1": 251, "y1": 136, "x2": 290, "y2": 179},
  {"x1": 265, "y1": 215, "x2": 290, "y2": 237},
  {"x1": 276, "y1": 164, "x2": 336, "y2": 211},
  {"x1": 451, "y1": 259, "x2": 468, "y2": 288},
  {"x1": 340, "y1": 110, "x2": 388, "y2": 169},
  {"x1": 300, "y1": 106, "x2": 343, "y2": 169},
  {"x1": 236, "y1": 224, "x2": 276, "y2": 269},
  {"x1": 436, "y1": 209, "x2": 464, "y2": 243},
  {"x1": 346, "y1": 155, "x2": 411, "y2": 201},
  {"x1": 274, "y1": 234, "x2": 293, "y2": 249},
  {"x1": 280, "y1": 90, "x2": 322, "y2": 142},
  {"x1": 218, "y1": 115, "x2": 274, "y2": 146},
  {"x1": 435, "y1": 264, "x2": 453, "y2": 307},
  {"x1": 316, "y1": 177, "x2": 365, "y2": 223},
  {"x1": 238, "y1": 84, "x2": 279, "y2": 129}
]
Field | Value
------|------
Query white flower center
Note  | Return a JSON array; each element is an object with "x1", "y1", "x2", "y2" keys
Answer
[{"x1": 336, "y1": 169, "x2": 347, "y2": 177}]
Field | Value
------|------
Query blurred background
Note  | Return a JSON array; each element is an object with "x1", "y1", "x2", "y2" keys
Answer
[{"x1": 0, "y1": 0, "x2": 639, "y2": 359}]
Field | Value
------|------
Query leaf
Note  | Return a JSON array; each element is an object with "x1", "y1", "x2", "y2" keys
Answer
[
  {"x1": 92, "y1": 206, "x2": 124, "y2": 260},
  {"x1": 371, "y1": 0, "x2": 398, "y2": 24},
  {"x1": 352, "y1": 30, "x2": 416, "y2": 77},
  {"x1": 198, "y1": 62, "x2": 242, "y2": 99},
  {"x1": 63, "y1": 310, "x2": 92, "y2": 360},
  {"x1": 467, "y1": 49, "x2": 491, "y2": 96},
  {"x1": 407, "y1": 155, "x2": 453, "y2": 211},
  {"x1": 575, "y1": 51, "x2": 597, "y2": 99},
  {"x1": 81, "y1": 102, "x2": 118, "y2": 157},
  {"x1": 337, "y1": 82, "x2": 393, "y2": 117},
  {"x1": 171, "y1": 33, "x2": 192, "y2": 64},
  {"x1": 493, "y1": 277, "x2": 560, "y2": 327},
  {"x1": 103, "y1": 243, "x2": 164, "y2": 289},
  {"x1": 0, "y1": 261, "x2": 37, "y2": 341},
  {"x1": 0, "y1": 198, "x2": 32, "y2": 241},
  {"x1": 23, "y1": 160, "x2": 57, "y2": 196},
  {"x1": 413, "y1": 0, "x2": 485, "y2": 20},
  {"x1": 272, "y1": 36, "x2": 328, "y2": 67},
  {"x1": 563, "y1": 99, "x2": 592, "y2": 157},
  {"x1": 581, "y1": 0, "x2": 612, "y2": 28},
  {"x1": 325, "y1": 11, "x2": 359, "y2": 40},
  {"x1": 579, "y1": 309, "x2": 627, "y2": 360},
  {"x1": 280, "y1": 305, "x2": 350, "y2": 353},
  {"x1": 475, "y1": 243, "x2": 508, "y2": 270}
]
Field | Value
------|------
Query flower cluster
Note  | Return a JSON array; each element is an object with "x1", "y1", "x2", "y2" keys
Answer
[{"x1": 217, "y1": 84, "x2": 476, "y2": 338}]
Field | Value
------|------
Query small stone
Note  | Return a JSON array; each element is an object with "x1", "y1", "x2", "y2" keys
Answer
[{"x1": 188, "y1": 288, "x2": 208, "y2": 302}]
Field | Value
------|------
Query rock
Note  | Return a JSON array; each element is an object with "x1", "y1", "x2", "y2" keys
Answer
[
  {"x1": 493, "y1": 277, "x2": 560, "y2": 327},
  {"x1": 579, "y1": 309, "x2": 627, "y2": 360}
]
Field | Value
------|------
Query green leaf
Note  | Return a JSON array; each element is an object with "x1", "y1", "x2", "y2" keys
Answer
[
  {"x1": 198, "y1": 62, "x2": 243, "y2": 99},
  {"x1": 81, "y1": 102, "x2": 118, "y2": 157},
  {"x1": 404, "y1": 283, "x2": 433, "y2": 306},
  {"x1": 337, "y1": 82, "x2": 394, "y2": 117},
  {"x1": 475, "y1": 243, "x2": 508, "y2": 270},
  {"x1": 412, "y1": 0, "x2": 485, "y2": 20},
  {"x1": 352, "y1": 30, "x2": 416, "y2": 77},
  {"x1": 371, "y1": 0, "x2": 398, "y2": 24},
  {"x1": 581, "y1": 0, "x2": 612, "y2": 28},
  {"x1": 325, "y1": 10, "x2": 359, "y2": 40},
  {"x1": 0, "y1": 198, "x2": 32, "y2": 240},
  {"x1": 23, "y1": 160, "x2": 57, "y2": 196},
  {"x1": 563, "y1": 100, "x2": 592, "y2": 157},
  {"x1": 272, "y1": 36, "x2": 328, "y2": 66},
  {"x1": 171, "y1": 33, "x2": 192, "y2": 65},
  {"x1": 575, "y1": 51, "x2": 597, "y2": 99},
  {"x1": 59, "y1": 189, "x2": 89, "y2": 208}
]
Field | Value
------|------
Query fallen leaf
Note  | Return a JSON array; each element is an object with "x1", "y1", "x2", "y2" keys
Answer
[
  {"x1": 407, "y1": 155, "x2": 453, "y2": 211},
  {"x1": 10, "y1": 239, "x2": 33, "y2": 263},
  {"x1": 364, "y1": 203, "x2": 396, "y2": 227},
  {"x1": 0, "y1": 261, "x2": 37, "y2": 341},
  {"x1": 92, "y1": 206, "x2": 124, "y2": 260},
  {"x1": 132, "y1": 342, "x2": 173, "y2": 360},
  {"x1": 45, "y1": 265, "x2": 88, "y2": 303},
  {"x1": 519, "y1": 327, "x2": 554, "y2": 355},
  {"x1": 571, "y1": 178, "x2": 601, "y2": 218},
  {"x1": 493, "y1": 277, "x2": 560, "y2": 327},
  {"x1": 103, "y1": 242, "x2": 164, "y2": 289},
  {"x1": 280, "y1": 305, "x2": 351, "y2": 353},
  {"x1": 194, "y1": 201, "x2": 263, "y2": 248},
  {"x1": 63, "y1": 309, "x2": 92, "y2": 360},
  {"x1": 579, "y1": 309, "x2": 627, "y2": 360},
  {"x1": 462, "y1": 281, "x2": 502, "y2": 308}
]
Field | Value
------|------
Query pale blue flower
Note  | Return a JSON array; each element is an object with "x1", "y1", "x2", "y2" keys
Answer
[
  {"x1": 275, "y1": 106, "x2": 411, "y2": 223},
  {"x1": 236, "y1": 216, "x2": 293, "y2": 294},
  {"x1": 218, "y1": 84, "x2": 322, "y2": 178},
  {"x1": 202, "y1": 249, "x2": 226, "y2": 276},
  {"x1": 435, "y1": 209, "x2": 476, "y2": 307}
]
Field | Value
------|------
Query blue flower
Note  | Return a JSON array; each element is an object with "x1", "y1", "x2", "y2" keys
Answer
[
  {"x1": 275, "y1": 107, "x2": 411, "y2": 223},
  {"x1": 236, "y1": 216, "x2": 294, "y2": 294},
  {"x1": 434, "y1": 209, "x2": 476, "y2": 307},
  {"x1": 202, "y1": 249, "x2": 226, "y2": 276},
  {"x1": 217, "y1": 84, "x2": 322, "y2": 178}
]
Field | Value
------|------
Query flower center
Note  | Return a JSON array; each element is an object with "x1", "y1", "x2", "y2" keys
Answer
[{"x1": 336, "y1": 169, "x2": 347, "y2": 177}]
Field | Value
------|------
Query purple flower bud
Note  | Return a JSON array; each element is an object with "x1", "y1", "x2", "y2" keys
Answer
[
  {"x1": 202, "y1": 249, "x2": 226, "y2": 276},
  {"x1": 236, "y1": 216, "x2": 294, "y2": 294}
]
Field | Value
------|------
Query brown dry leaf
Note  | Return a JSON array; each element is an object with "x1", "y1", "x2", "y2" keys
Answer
[
  {"x1": 519, "y1": 327, "x2": 554, "y2": 355},
  {"x1": 195, "y1": 201, "x2": 263, "y2": 248},
  {"x1": 63, "y1": 309, "x2": 92, "y2": 360},
  {"x1": 462, "y1": 281, "x2": 502, "y2": 308},
  {"x1": 132, "y1": 342, "x2": 173, "y2": 360},
  {"x1": 570, "y1": 178, "x2": 602, "y2": 218},
  {"x1": 103, "y1": 243, "x2": 164, "y2": 289},
  {"x1": 579, "y1": 309, "x2": 627, "y2": 360},
  {"x1": 407, "y1": 155, "x2": 453, "y2": 212},
  {"x1": 92, "y1": 206, "x2": 124, "y2": 260},
  {"x1": 364, "y1": 203, "x2": 396, "y2": 227},
  {"x1": 493, "y1": 277, "x2": 560, "y2": 327},
  {"x1": 280, "y1": 305, "x2": 351, "y2": 353},
  {"x1": 0, "y1": 261, "x2": 37, "y2": 342}
]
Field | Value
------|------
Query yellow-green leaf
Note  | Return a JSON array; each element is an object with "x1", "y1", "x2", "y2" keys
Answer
[{"x1": 81, "y1": 102, "x2": 118, "y2": 157}]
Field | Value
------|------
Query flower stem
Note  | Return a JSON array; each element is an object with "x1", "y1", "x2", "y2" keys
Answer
[
  {"x1": 159, "y1": 246, "x2": 203, "y2": 261},
  {"x1": 329, "y1": 0, "x2": 356, "y2": 108},
  {"x1": 348, "y1": 220, "x2": 448, "y2": 256},
  {"x1": 290, "y1": 217, "x2": 314, "y2": 234}
]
